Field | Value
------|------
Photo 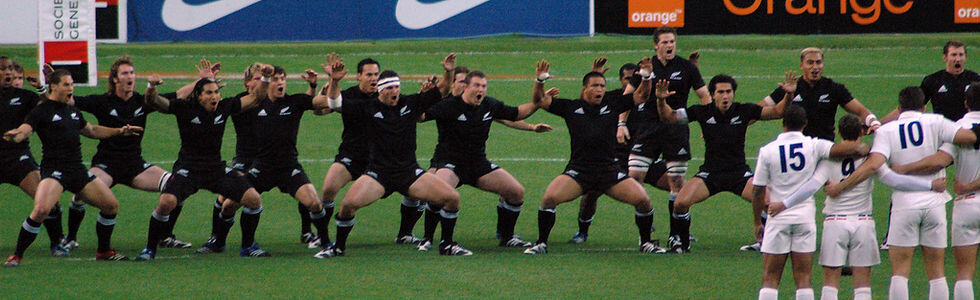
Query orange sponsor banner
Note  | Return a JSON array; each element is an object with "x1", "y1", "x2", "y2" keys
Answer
[
  {"x1": 628, "y1": 0, "x2": 685, "y2": 28},
  {"x1": 956, "y1": 0, "x2": 980, "y2": 23}
]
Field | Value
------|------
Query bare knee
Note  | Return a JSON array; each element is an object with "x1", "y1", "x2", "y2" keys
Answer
[
  {"x1": 240, "y1": 189, "x2": 262, "y2": 209},
  {"x1": 157, "y1": 194, "x2": 178, "y2": 214},
  {"x1": 502, "y1": 185, "x2": 525, "y2": 205}
]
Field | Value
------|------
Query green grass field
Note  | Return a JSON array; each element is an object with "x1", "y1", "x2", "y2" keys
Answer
[{"x1": 1, "y1": 33, "x2": 979, "y2": 298}]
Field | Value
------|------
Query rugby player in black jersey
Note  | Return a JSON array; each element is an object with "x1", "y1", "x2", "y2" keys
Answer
[
  {"x1": 0, "y1": 64, "x2": 68, "y2": 258},
  {"x1": 59, "y1": 57, "x2": 187, "y2": 251},
  {"x1": 656, "y1": 72, "x2": 795, "y2": 253},
  {"x1": 4, "y1": 69, "x2": 142, "y2": 266},
  {"x1": 570, "y1": 60, "x2": 671, "y2": 244},
  {"x1": 523, "y1": 58, "x2": 658, "y2": 255},
  {"x1": 411, "y1": 69, "x2": 543, "y2": 251},
  {"x1": 626, "y1": 28, "x2": 711, "y2": 248},
  {"x1": 756, "y1": 47, "x2": 879, "y2": 251},
  {"x1": 410, "y1": 55, "x2": 551, "y2": 250},
  {"x1": 135, "y1": 67, "x2": 269, "y2": 260},
  {"x1": 883, "y1": 40, "x2": 980, "y2": 122},
  {"x1": 316, "y1": 58, "x2": 469, "y2": 257},
  {"x1": 218, "y1": 64, "x2": 336, "y2": 254}
]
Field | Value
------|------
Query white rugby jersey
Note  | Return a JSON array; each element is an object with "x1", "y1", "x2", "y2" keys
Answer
[
  {"x1": 871, "y1": 111, "x2": 958, "y2": 210},
  {"x1": 954, "y1": 111, "x2": 980, "y2": 198},
  {"x1": 755, "y1": 131, "x2": 834, "y2": 224},
  {"x1": 813, "y1": 157, "x2": 873, "y2": 215}
]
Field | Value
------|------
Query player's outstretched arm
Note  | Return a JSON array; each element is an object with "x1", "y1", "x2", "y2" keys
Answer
[
  {"x1": 888, "y1": 150, "x2": 953, "y2": 175},
  {"x1": 176, "y1": 58, "x2": 220, "y2": 99},
  {"x1": 239, "y1": 64, "x2": 273, "y2": 111},
  {"x1": 632, "y1": 57, "x2": 654, "y2": 106},
  {"x1": 322, "y1": 54, "x2": 347, "y2": 111},
  {"x1": 302, "y1": 69, "x2": 318, "y2": 96},
  {"x1": 876, "y1": 165, "x2": 944, "y2": 192},
  {"x1": 2, "y1": 124, "x2": 34, "y2": 143},
  {"x1": 771, "y1": 177, "x2": 825, "y2": 216},
  {"x1": 81, "y1": 123, "x2": 143, "y2": 140},
  {"x1": 654, "y1": 79, "x2": 684, "y2": 124},
  {"x1": 825, "y1": 153, "x2": 885, "y2": 197},
  {"x1": 437, "y1": 53, "x2": 456, "y2": 98},
  {"x1": 144, "y1": 74, "x2": 172, "y2": 113},
  {"x1": 828, "y1": 140, "x2": 870, "y2": 159},
  {"x1": 954, "y1": 177, "x2": 980, "y2": 195},
  {"x1": 759, "y1": 71, "x2": 796, "y2": 121},
  {"x1": 842, "y1": 99, "x2": 880, "y2": 133},
  {"x1": 496, "y1": 120, "x2": 552, "y2": 132},
  {"x1": 532, "y1": 59, "x2": 550, "y2": 107}
]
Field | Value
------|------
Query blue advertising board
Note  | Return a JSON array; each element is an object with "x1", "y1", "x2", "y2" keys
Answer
[{"x1": 128, "y1": 0, "x2": 591, "y2": 42}]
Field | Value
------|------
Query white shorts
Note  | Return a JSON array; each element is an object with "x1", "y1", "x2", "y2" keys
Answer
[
  {"x1": 887, "y1": 205, "x2": 947, "y2": 248},
  {"x1": 761, "y1": 222, "x2": 816, "y2": 254},
  {"x1": 818, "y1": 215, "x2": 881, "y2": 267},
  {"x1": 952, "y1": 197, "x2": 980, "y2": 247}
]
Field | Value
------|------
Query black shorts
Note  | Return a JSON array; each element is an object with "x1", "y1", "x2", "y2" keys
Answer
[
  {"x1": 562, "y1": 164, "x2": 629, "y2": 193},
  {"x1": 40, "y1": 164, "x2": 97, "y2": 194},
  {"x1": 694, "y1": 169, "x2": 753, "y2": 197},
  {"x1": 0, "y1": 150, "x2": 38, "y2": 185},
  {"x1": 247, "y1": 160, "x2": 311, "y2": 197},
  {"x1": 365, "y1": 165, "x2": 426, "y2": 199},
  {"x1": 91, "y1": 154, "x2": 153, "y2": 187},
  {"x1": 430, "y1": 158, "x2": 500, "y2": 187},
  {"x1": 334, "y1": 152, "x2": 368, "y2": 178},
  {"x1": 229, "y1": 156, "x2": 255, "y2": 174},
  {"x1": 164, "y1": 163, "x2": 252, "y2": 203},
  {"x1": 631, "y1": 124, "x2": 692, "y2": 162},
  {"x1": 643, "y1": 159, "x2": 668, "y2": 186},
  {"x1": 614, "y1": 142, "x2": 630, "y2": 171}
]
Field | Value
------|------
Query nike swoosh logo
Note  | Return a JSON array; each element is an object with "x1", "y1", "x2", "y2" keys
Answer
[
  {"x1": 161, "y1": 0, "x2": 262, "y2": 32},
  {"x1": 395, "y1": 0, "x2": 489, "y2": 30}
]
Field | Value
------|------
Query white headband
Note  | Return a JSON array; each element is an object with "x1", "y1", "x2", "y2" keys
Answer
[{"x1": 378, "y1": 77, "x2": 400, "y2": 91}]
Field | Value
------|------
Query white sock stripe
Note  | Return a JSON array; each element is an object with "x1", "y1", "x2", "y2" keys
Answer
[
  {"x1": 309, "y1": 208, "x2": 327, "y2": 219},
  {"x1": 336, "y1": 218, "x2": 355, "y2": 227},
  {"x1": 22, "y1": 220, "x2": 41, "y2": 233},
  {"x1": 578, "y1": 217, "x2": 594, "y2": 223},
  {"x1": 97, "y1": 215, "x2": 117, "y2": 226},
  {"x1": 672, "y1": 212, "x2": 690, "y2": 220},
  {"x1": 635, "y1": 209, "x2": 654, "y2": 217},
  {"x1": 70, "y1": 201, "x2": 86, "y2": 210},
  {"x1": 401, "y1": 197, "x2": 421, "y2": 207},
  {"x1": 497, "y1": 201, "x2": 522, "y2": 212},
  {"x1": 538, "y1": 207, "x2": 556, "y2": 213},
  {"x1": 151, "y1": 211, "x2": 170, "y2": 222},
  {"x1": 439, "y1": 210, "x2": 459, "y2": 219},
  {"x1": 158, "y1": 172, "x2": 172, "y2": 192},
  {"x1": 242, "y1": 205, "x2": 264, "y2": 215},
  {"x1": 322, "y1": 201, "x2": 335, "y2": 208}
]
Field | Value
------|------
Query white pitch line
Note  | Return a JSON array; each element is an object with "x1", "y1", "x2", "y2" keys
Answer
[
  {"x1": 149, "y1": 46, "x2": 941, "y2": 59},
  {"x1": 66, "y1": 255, "x2": 194, "y2": 261},
  {"x1": 144, "y1": 157, "x2": 747, "y2": 165},
  {"x1": 136, "y1": 73, "x2": 924, "y2": 82}
]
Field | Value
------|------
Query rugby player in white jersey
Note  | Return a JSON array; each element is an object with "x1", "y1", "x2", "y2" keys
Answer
[
  {"x1": 948, "y1": 82, "x2": 980, "y2": 300},
  {"x1": 753, "y1": 105, "x2": 870, "y2": 300},
  {"x1": 773, "y1": 114, "x2": 945, "y2": 300},
  {"x1": 824, "y1": 86, "x2": 980, "y2": 300}
]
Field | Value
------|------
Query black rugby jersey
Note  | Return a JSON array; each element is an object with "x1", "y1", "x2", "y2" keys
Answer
[
  {"x1": 770, "y1": 77, "x2": 854, "y2": 140},
  {"x1": 74, "y1": 92, "x2": 156, "y2": 159},
  {"x1": 25, "y1": 99, "x2": 87, "y2": 167},
  {"x1": 343, "y1": 88, "x2": 441, "y2": 172},
  {"x1": 920, "y1": 69, "x2": 980, "y2": 121},
  {"x1": 0, "y1": 87, "x2": 40, "y2": 153},
  {"x1": 424, "y1": 95, "x2": 519, "y2": 162},
  {"x1": 336, "y1": 86, "x2": 377, "y2": 158},
  {"x1": 228, "y1": 92, "x2": 260, "y2": 160},
  {"x1": 545, "y1": 94, "x2": 635, "y2": 168},
  {"x1": 684, "y1": 102, "x2": 761, "y2": 172},
  {"x1": 253, "y1": 93, "x2": 314, "y2": 162},
  {"x1": 162, "y1": 97, "x2": 241, "y2": 169}
]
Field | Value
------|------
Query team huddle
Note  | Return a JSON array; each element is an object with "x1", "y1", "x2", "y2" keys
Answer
[{"x1": 2, "y1": 27, "x2": 980, "y2": 299}]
